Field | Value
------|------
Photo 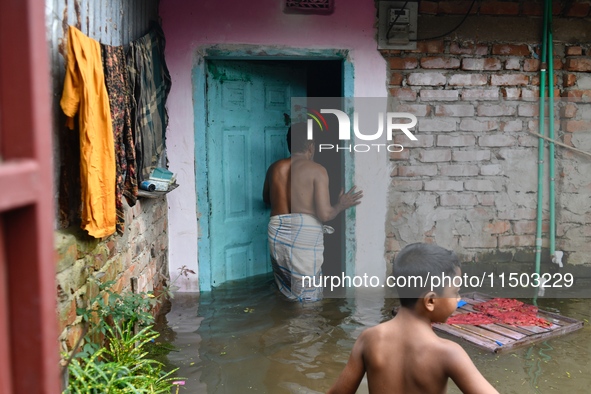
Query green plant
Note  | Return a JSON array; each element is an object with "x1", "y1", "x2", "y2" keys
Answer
[
  {"x1": 65, "y1": 279, "x2": 182, "y2": 393},
  {"x1": 159, "y1": 265, "x2": 196, "y2": 300},
  {"x1": 65, "y1": 323, "x2": 178, "y2": 393},
  {"x1": 76, "y1": 278, "x2": 158, "y2": 358}
]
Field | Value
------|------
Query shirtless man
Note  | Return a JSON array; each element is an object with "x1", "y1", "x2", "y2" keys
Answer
[
  {"x1": 263, "y1": 124, "x2": 362, "y2": 301},
  {"x1": 327, "y1": 243, "x2": 499, "y2": 394}
]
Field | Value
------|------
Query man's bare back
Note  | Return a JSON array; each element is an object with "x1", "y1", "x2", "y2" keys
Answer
[
  {"x1": 263, "y1": 128, "x2": 363, "y2": 301},
  {"x1": 263, "y1": 158, "x2": 291, "y2": 216},
  {"x1": 264, "y1": 150, "x2": 361, "y2": 222}
]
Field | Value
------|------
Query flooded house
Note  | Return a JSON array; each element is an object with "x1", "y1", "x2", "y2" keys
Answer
[{"x1": 1, "y1": 0, "x2": 591, "y2": 392}]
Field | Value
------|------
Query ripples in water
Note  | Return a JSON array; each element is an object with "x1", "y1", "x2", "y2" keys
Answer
[{"x1": 157, "y1": 273, "x2": 591, "y2": 394}]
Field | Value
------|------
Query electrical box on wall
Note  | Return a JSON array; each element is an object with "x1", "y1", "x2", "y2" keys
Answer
[{"x1": 378, "y1": 1, "x2": 418, "y2": 50}]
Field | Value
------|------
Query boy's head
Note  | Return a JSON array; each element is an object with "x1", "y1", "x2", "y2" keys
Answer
[
  {"x1": 287, "y1": 122, "x2": 314, "y2": 154},
  {"x1": 392, "y1": 243, "x2": 461, "y2": 311}
]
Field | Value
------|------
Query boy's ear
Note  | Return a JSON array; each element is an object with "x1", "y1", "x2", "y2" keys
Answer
[{"x1": 423, "y1": 291, "x2": 437, "y2": 312}]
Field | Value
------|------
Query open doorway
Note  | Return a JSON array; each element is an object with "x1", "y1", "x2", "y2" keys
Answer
[
  {"x1": 201, "y1": 58, "x2": 344, "y2": 289},
  {"x1": 301, "y1": 60, "x2": 344, "y2": 280}
]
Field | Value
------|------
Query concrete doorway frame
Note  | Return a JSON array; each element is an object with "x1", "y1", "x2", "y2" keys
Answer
[{"x1": 193, "y1": 46, "x2": 356, "y2": 292}]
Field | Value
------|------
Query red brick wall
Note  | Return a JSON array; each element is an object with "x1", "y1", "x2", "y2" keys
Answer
[
  {"x1": 382, "y1": 34, "x2": 591, "y2": 266},
  {"x1": 419, "y1": 0, "x2": 590, "y2": 18},
  {"x1": 55, "y1": 197, "x2": 169, "y2": 351}
]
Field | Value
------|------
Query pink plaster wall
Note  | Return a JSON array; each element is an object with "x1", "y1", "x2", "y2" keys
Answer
[{"x1": 160, "y1": 0, "x2": 388, "y2": 291}]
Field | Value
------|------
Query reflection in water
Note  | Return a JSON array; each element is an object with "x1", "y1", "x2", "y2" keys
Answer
[{"x1": 159, "y1": 274, "x2": 591, "y2": 394}]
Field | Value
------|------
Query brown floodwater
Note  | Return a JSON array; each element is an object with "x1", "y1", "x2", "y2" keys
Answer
[{"x1": 156, "y1": 273, "x2": 591, "y2": 393}]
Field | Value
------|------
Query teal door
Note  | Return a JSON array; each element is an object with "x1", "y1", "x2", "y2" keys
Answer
[{"x1": 205, "y1": 60, "x2": 306, "y2": 288}]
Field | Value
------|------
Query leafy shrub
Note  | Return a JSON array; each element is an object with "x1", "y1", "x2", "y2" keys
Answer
[{"x1": 64, "y1": 279, "x2": 181, "y2": 393}]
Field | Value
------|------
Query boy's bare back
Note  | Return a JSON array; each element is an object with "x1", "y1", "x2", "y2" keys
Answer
[
  {"x1": 327, "y1": 243, "x2": 499, "y2": 394},
  {"x1": 328, "y1": 308, "x2": 499, "y2": 394},
  {"x1": 360, "y1": 317, "x2": 452, "y2": 393}
]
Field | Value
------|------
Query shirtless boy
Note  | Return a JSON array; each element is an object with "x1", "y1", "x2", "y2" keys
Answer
[{"x1": 327, "y1": 243, "x2": 499, "y2": 394}]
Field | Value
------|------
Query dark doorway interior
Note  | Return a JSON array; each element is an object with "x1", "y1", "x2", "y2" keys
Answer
[
  {"x1": 262, "y1": 59, "x2": 345, "y2": 279},
  {"x1": 302, "y1": 60, "x2": 344, "y2": 279}
]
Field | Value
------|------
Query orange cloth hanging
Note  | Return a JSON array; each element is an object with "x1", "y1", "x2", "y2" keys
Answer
[{"x1": 60, "y1": 26, "x2": 116, "y2": 238}]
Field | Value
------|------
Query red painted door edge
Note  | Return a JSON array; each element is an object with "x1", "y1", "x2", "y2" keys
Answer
[{"x1": 0, "y1": 0, "x2": 60, "y2": 392}]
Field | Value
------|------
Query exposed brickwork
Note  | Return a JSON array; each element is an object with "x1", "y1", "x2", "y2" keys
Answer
[
  {"x1": 480, "y1": 1, "x2": 519, "y2": 16},
  {"x1": 394, "y1": 134, "x2": 435, "y2": 147},
  {"x1": 452, "y1": 150, "x2": 491, "y2": 162},
  {"x1": 462, "y1": 58, "x2": 502, "y2": 71},
  {"x1": 449, "y1": 74, "x2": 488, "y2": 86},
  {"x1": 480, "y1": 164, "x2": 503, "y2": 176},
  {"x1": 420, "y1": 89, "x2": 459, "y2": 100},
  {"x1": 492, "y1": 44, "x2": 530, "y2": 57},
  {"x1": 562, "y1": 89, "x2": 591, "y2": 100},
  {"x1": 500, "y1": 120, "x2": 523, "y2": 132},
  {"x1": 522, "y1": 2, "x2": 544, "y2": 16},
  {"x1": 521, "y1": 88, "x2": 539, "y2": 101},
  {"x1": 499, "y1": 235, "x2": 536, "y2": 248},
  {"x1": 523, "y1": 59, "x2": 539, "y2": 72},
  {"x1": 565, "y1": 58, "x2": 591, "y2": 72},
  {"x1": 435, "y1": 104, "x2": 475, "y2": 117},
  {"x1": 517, "y1": 103, "x2": 539, "y2": 117},
  {"x1": 490, "y1": 74, "x2": 529, "y2": 86},
  {"x1": 389, "y1": 57, "x2": 418, "y2": 70},
  {"x1": 390, "y1": 150, "x2": 410, "y2": 161},
  {"x1": 564, "y1": 120, "x2": 591, "y2": 133},
  {"x1": 389, "y1": 88, "x2": 417, "y2": 101},
  {"x1": 437, "y1": 135, "x2": 476, "y2": 147},
  {"x1": 391, "y1": 180, "x2": 423, "y2": 191},
  {"x1": 450, "y1": 42, "x2": 488, "y2": 56},
  {"x1": 381, "y1": 32, "x2": 591, "y2": 265},
  {"x1": 413, "y1": 0, "x2": 591, "y2": 17},
  {"x1": 425, "y1": 180, "x2": 463, "y2": 191},
  {"x1": 398, "y1": 165, "x2": 438, "y2": 177},
  {"x1": 485, "y1": 221, "x2": 511, "y2": 234},
  {"x1": 561, "y1": 103, "x2": 578, "y2": 118},
  {"x1": 407, "y1": 72, "x2": 446, "y2": 86},
  {"x1": 414, "y1": 40, "x2": 445, "y2": 54},
  {"x1": 566, "y1": 46, "x2": 583, "y2": 56},
  {"x1": 440, "y1": 164, "x2": 479, "y2": 176},
  {"x1": 563, "y1": 73, "x2": 577, "y2": 87},
  {"x1": 390, "y1": 72, "x2": 404, "y2": 85},
  {"x1": 478, "y1": 135, "x2": 516, "y2": 147},
  {"x1": 419, "y1": 118, "x2": 457, "y2": 131},
  {"x1": 420, "y1": 149, "x2": 452, "y2": 162},
  {"x1": 440, "y1": 193, "x2": 478, "y2": 206},
  {"x1": 501, "y1": 87, "x2": 521, "y2": 99},
  {"x1": 477, "y1": 104, "x2": 516, "y2": 117},
  {"x1": 505, "y1": 58, "x2": 521, "y2": 70},
  {"x1": 460, "y1": 118, "x2": 498, "y2": 132},
  {"x1": 461, "y1": 89, "x2": 499, "y2": 100},
  {"x1": 438, "y1": 1, "x2": 479, "y2": 15},
  {"x1": 419, "y1": 1, "x2": 438, "y2": 15},
  {"x1": 56, "y1": 198, "x2": 169, "y2": 352},
  {"x1": 397, "y1": 104, "x2": 431, "y2": 116},
  {"x1": 420, "y1": 57, "x2": 461, "y2": 69},
  {"x1": 564, "y1": 2, "x2": 591, "y2": 17}
]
